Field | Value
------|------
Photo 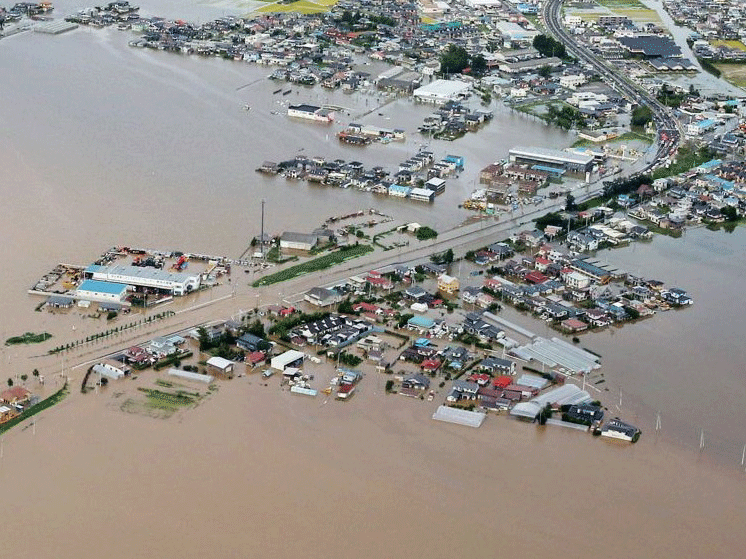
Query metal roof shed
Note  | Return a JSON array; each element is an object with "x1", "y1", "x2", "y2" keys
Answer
[
  {"x1": 92, "y1": 364, "x2": 124, "y2": 380},
  {"x1": 432, "y1": 405, "x2": 486, "y2": 428},
  {"x1": 167, "y1": 368, "x2": 214, "y2": 384},
  {"x1": 271, "y1": 349, "x2": 305, "y2": 371}
]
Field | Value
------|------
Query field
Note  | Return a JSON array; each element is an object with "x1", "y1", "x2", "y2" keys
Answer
[
  {"x1": 713, "y1": 63, "x2": 746, "y2": 87},
  {"x1": 120, "y1": 383, "x2": 206, "y2": 419},
  {"x1": 252, "y1": 243, "x2": 373, "y2": 287},
  {"x1": 711, "y1": 40, "x2": 746, "y2": 51},
  {"x1": 567, "y1": 0, "x2": 661, "y2": 23},
  {"x1": 255, "y1": 0, "x2": 337, "y2": 14}
]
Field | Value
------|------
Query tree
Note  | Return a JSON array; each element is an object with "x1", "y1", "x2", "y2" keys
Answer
[
  {"x1": 32, "y1": 369, "x2": 39, "y2": 377},
  {"x1": 21, "y1": 374, "x2": 28, "y2": 382},
  {"x1": 470, "y1": 54, "x2": 487, "y2": 76},
  {"x1": 538, "y1": 65, "x2": 552, "y2": 78},
  {"x1": 7, "y1": 378, "x2": 13, "y2": 387},
  {"x1": 416, "y1": 226, "x2": 438, "y2": 241},
  {"x1": 721, "y1": 206, "x2": 738, "y2": 222},
  {"x1": 245, "y1": 319, "x2": 266, "y2": 339},
  {"x1": 440, "y1": 44, "x2": 469, "y2": 75},
  {"x1": 385, "y1": 380, "x2": 395, "y2": 393},
  {"x1": 565, "y1": 193, "x2": 577, "y2": 211},
  {"x1": 197, "y1": 326, "x2": 211, "y2": 351},
  {"x1": 533, "y1": 34, "x2": 566, "y2": 59},
  {"x1": 631, "y1": 105, "x2": 653, "y2": 127}
]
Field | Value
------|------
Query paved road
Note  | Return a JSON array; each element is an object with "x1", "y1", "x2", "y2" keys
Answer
[{"x1": 542, "y1": 0, "x2": 682, "y2": 176}]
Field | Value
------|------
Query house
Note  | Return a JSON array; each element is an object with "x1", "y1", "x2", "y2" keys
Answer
[
  {"x1": 305, "y1": 286, "x2": 342, "y2": 307},
  {"x1": 561, "y1": 317, "x2": 588, "y2": 333},
  {"x1": 437, "y1": 274, "x2": 460, "y2": 294},
  {"x1": 478, "y1": 356, "x2": 516, "y2": 375},
  {"x1": 236, "y1": 332, "x2": 268, "y2": 352},
  {"x1": 1, "y1": 386, "x2": 31, "y2": 406},
  {"x1": 421, "y1": 358, "x2": 441, "y2": 373},
  {"x1": 124, "y1": 346, "x2": 153, "y2": 366},
  {"x1": 336, "y1": 383, "x2": 356, "y2": 400},
  {"x1": 402, "y1": 373, "x2": 430, "y2": 390},
  {"x1": 601, "y1": 418, "x2": 640, "y2": 442},
  {"x1": 247, "y1": 351, "x2": 266, "y2": 366},
  {"x1": 446, "y1": 380, "x2": 480, "y2": 402},
  {"x1": 206, "y1": 356, "x2": 235, "y2": 379},
  {"x1": 467, "y1": 373, "x2": 492, "y2": 386},
  {"x1": 0, "y1": 405, "x2": 14, "y2": 422},
  {"x1": 492, "y1": 375, "x2": 513, "y2": 389},
  {"x1": 461, "y1": 286, "x2": 482, "y2": 304},
  {"x1": 566, "y1": 403, "x2": 604, "y2": 424}
]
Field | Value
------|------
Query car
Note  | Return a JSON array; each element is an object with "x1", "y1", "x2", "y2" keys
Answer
[{"x1": 262, "y1": 370, "x2": 274, "y2": 378}]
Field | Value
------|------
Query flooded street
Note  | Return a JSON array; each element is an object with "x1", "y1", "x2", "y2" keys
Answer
[{"x1": 1, "y1": 2, "x2": 746, "y2": 556}]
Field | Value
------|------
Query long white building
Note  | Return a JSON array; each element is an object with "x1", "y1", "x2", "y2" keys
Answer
[{"x1": 85, "y1": 264, "x2": 201, "y2": 296}]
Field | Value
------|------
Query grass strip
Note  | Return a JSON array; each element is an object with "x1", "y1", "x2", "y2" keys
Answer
[
  {"x1": 252, "y1": 244, "x2": 373, "y2": 287},
  {"x1": 0, "y1": 382, "x2": 68, "y2": 435}
]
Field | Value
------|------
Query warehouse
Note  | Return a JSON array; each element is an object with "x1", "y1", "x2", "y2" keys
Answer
[
  {"x1": 271, "y1": 349, "x2": 305, "y2": 372},
  {"x1": 413, "y1": 79, "x2": 472, "y2": 104},
  {"x1": 509, "y1": 146, "x2": 594, "y2": 178},
  {"x1": 76, "y1": 279, "x2": 129, "y2": 303},
  {"x1": 85, "y1": 264, "x2": 201, "y2": 296}
]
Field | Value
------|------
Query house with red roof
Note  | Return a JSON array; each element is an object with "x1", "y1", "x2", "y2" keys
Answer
[
  {"x1": 493, "y1": 375, "x2": 513, "y2": 389},
  {"x1": 1, "y1": 386, "x2": 31, "y2": 405},
  {"x1": 352, "y1": 302, "x2": 381, "y2": 314},
  {"x1": 467, "y1": 373, "x2": 491, "y2": 386},
  {"x1": 525, "y1": 271, "x2": 548, "y2": 284},
  {"x1": 366, "y1": 276, "x2": 394, "y2": 290},
  {"x1": 247, "y1": 351, "x2": 266, "y2": 366},
  {"x1": 534, "y1": 256, "x2": 551, "y2": 272},
  {"x1": 421, "y1": 358, "x2": 442, "y2": 373}
]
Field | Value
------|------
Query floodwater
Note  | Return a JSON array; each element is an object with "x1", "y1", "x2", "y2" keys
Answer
[
  {"x1": 1, "y1": 2, "x2": 746, "y2": 555},
  {"x1": 0, "y1": 369, "x2": 745, "y2": 559},
  {"x1": 496, "y1": 226, "x2": 746, "y2": 468}
]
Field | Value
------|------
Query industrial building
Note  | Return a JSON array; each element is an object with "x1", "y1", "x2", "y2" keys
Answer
[
  {"x1": 412, "y1": 79, "x2": 472, "y2": 104},
  {"x1": 287, "y1": 104, "x2": 335, "y2": 122},
  {"x1": 508, "y1": 146, "x2": 595, "y2": 179},
  {"x1": 84, "y1": 264, "x2": 201, "y2": 296},
  {"x1": 75, "y1": 279, "x2": 129, "y2": 303}
]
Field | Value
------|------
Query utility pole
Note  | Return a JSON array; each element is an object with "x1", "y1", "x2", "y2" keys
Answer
[{"x1": 260, "y1": 199, "x2": 266, "y2": 260}]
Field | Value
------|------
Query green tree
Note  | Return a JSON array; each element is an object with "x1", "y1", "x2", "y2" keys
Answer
[
  {"x1": 470, "y1": 54, "x2": 487, "y2": 76},
  {"x1": 538, "y1": 64, "x2": 552, "y2": 78},
  {"x1": 631, "y1": 105, "x2": 653, "y2": 127},
  {"x1": 533, "y1": 34, "x2": 566, "y2": 59},
  {"x1": 21, "y1": 374, "x2": 28, "y2": 382},
  {"x1": 385, "y1": 380, "x2": 395, "y2": 392},
  {"x1": 7, "y1": 378, "x2": 13, "y2": 387},
  {"x1": 245, "y1": 319, "x2": 266, "y2": 339},
  {"x1": 565, "y1": 193, "x2": 577, "y2": 211},
  {"x1": 32, "y1": 369, "x2": 39, "y2": 377},
  {"x1": 440, "y1": 44, "x2": 469, "y2": 75},
  {"x1": 197, "y1": 326, "x2": 211, "y2": 352}
]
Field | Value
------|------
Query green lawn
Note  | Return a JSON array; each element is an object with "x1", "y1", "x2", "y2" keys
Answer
[{"x1": 252, "y1": 244, "x2": 374, "y2": 287}]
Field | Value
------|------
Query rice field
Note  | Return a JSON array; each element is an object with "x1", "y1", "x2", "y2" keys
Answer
[{"x1": 255, "y1": 0, "x2": 337, "y2": 14}]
